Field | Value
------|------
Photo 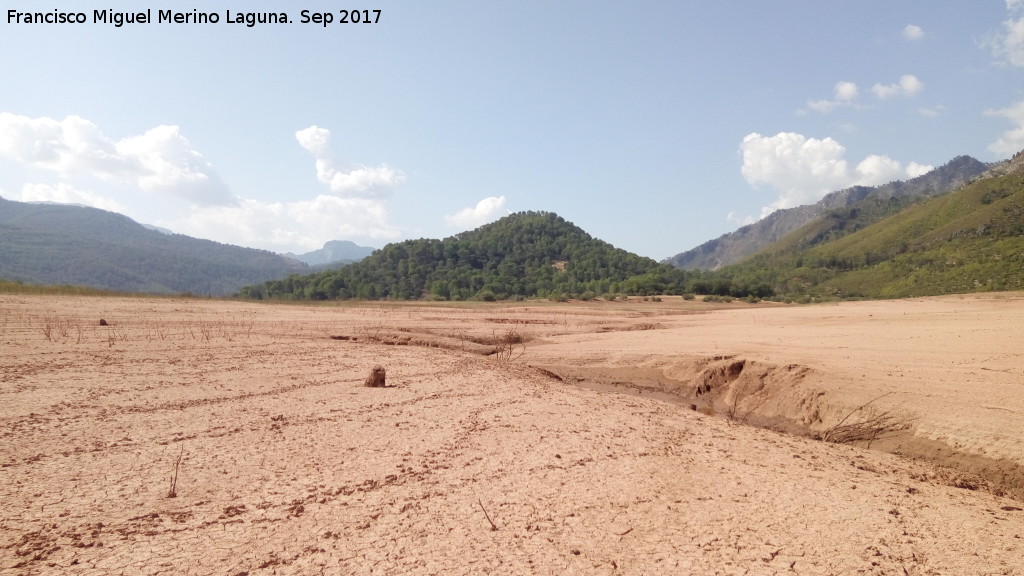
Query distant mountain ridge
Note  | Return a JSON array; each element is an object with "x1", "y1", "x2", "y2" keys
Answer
[
  {"x1": 665, "y1": 155, "x2": 992, "y2": 270},
  {"x1": 719, "y1": 166, "x2": 1024, "y2": 298},
  {"x1": 0, "y1": 197, "x2": 308, "y2": 295},
  {"x1": 285, "y1": 240, "x2": 376, "y2": 267}
]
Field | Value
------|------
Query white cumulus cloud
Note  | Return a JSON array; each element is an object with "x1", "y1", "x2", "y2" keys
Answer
[
  {"x1": 871, "y1": 75, "x2": 924, "y2": 99},
  {"x1": 740, "y1": 132, "x2": 852, "y2": 212},
  {"x1": 295, "y1": 125, "x2": 404, "y2": 199},
  {"x1": 164, "y1": 195, "x2": 400, "y2": 253},
  {"x1": 835, "y1": 81, "x2": 859, "y2": 101},
  {"x1": 0, "y1": 113, "x2": 231, "y2": 205},
  {"x1": 116, "y1": 125, "x2": 231, "y2": 203},
  {"x1": 444, "y1": 196, "x2": 508, "y2": 229},
  {"x1": 985, "y1": 100, "x2": 1024, "y2": 157},
  {"x1": 905, "y1": 161, "x2": 934, "y2": 178},
  {"x1": 805, "y1": 81, "x2": 859, "y2": 113},
  {"x1": 903, "y1": 24, "x2": 924, "y2": 40},
  {"x1": 739, "y1": 132, "x2": 934, "y2": 218}
]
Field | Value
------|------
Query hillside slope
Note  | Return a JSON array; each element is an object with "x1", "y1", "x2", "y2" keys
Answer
[
  {"x1": 0, "y1": 197, "x2": 308, "y2": 295},
  {"x1": 666, "y1": 155, "x2": 990, "y2": 270},
  {"x1": 724, "y1": 171, "x2": 1024, "y2": 298},
  {"x1": 242, "y1": 211, "x2": 683, "y2": 300}
]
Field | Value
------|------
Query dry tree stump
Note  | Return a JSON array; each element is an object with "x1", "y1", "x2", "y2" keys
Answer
[{"x1": 364, "y1": 366, "x2": 386, "y2": 388}]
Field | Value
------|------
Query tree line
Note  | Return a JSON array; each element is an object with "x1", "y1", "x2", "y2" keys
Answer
[{"x1": 238, "y1": 211, "x2": 773, "y2": 301}]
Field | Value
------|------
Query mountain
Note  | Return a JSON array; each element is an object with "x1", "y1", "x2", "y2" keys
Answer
[
  {"x1": 716, "y1": 166, "x2": 1024, "y2": 299},
  {"x1": 665, "y1": 155, "x2": 991, "y2": 270},
  {"x1": 285, "y1": 240, "x2": 376, "y2": 267},
  {"x1": 141, "y1": 223, "x2": 174, "y2": 235},
  {"x1": 241, "y1": 211, "x2": 694, "y2": 301},
  {"x1": 0, "y1": 197, "x2": 308, "y2": 295}
]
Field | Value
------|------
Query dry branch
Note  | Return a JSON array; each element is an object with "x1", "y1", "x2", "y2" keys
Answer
[
  {"x1": 491, "y1": 326, "x2": 527, "y2": 362},
  {"x1": 167, "y1": 446, "x2": 184, "y2": 498},
  {"x1": 821, "y1": 393, "x2": 915, "y2": 446},
  {"x1": 478, "y1": 499, "x2": 498, "y2": 531}
]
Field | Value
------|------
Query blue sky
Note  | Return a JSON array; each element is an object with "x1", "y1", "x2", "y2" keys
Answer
[{"x1": 2, "y1": 1, "x2": 1023, "y2": 260}]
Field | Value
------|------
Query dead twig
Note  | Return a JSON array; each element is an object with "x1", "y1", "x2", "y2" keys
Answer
[
  {"x1": 167, "y1": 445, "x2": 184, "y2": 498},
  {"x1": 738, "y1": 393, "x2": 772, "y2": 426},
  {"x1": 831, "y1": 392, "x2": 892, "y2": 430},
  {"x1": 477, "y1": 499, "x2": 498, "y2": 531}
]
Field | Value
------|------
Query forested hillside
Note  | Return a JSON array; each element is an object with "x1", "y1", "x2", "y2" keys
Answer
[
  {"x1": 241, "y1": 211, "x2": 723, "y2": 301},
  {"x1": 665, "y1": 155, "x2": 990, "y2": 269},
  {"x1": 0, "y1": 197, "x2": 308, "y2": 295},
  {"x1": 716, "y1": 171, "x2": 1024, "y2": 299}
]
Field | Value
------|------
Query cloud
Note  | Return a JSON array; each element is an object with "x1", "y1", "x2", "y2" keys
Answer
[
  {"x1": 988, "y1": 1, "x2": 1024, "y2": 66},
  {"x1": 116, "y1": 126, "x2": 231, "y2": 204},
  {"x1": 725, "y1": 211, "x2": 755, "y2": 227},
  {"x1": 0, "y1": 113, "x2": 232, "y2": 205},
  {"x1": 739, "y1": 132, "x2": 934, "y2": 217},
  {"x1": 985, "y1": 100, "x2": 1024, "y2": 157},
  {"x1": 0, "y1": 114, "x2": 409, "y2": 253},
  {"x1": 905, "y1": 162, "x2": 935, "y2": 178},
  {"x1": 871, "y1": 75, "x2": 924, "y2": 99},
  {"x1": 164, "y1": 195, "x2": 401, "y2": 253},
  {"x1": 740, "y1": 132, "x2": 852, "y2": 212},
  {"x1": 805, "y1": 81, "x2": 858, "y2": 113},
  {"x1": 834, "y1": 81, "x2": 859, "y2": 101},
  {"x1": 15, "y1": 182, "x2": 125, "y2": 213},
  {"x1": 804, "y1": 75, "x2": 925, "y2": 114},
  {"x1": 444, "y1": 196, "x2": 508, "y2": 229},
  {"x1": 295, "y1": 125, "x2": 404, "y2": 199},
  {"x1": 273, "y1": 124, "x2": 408, "y2": 250},
  {"x1": 170, "y1": 125, "x2": 412, "y2": 251},
  {"x1": 917, "y1": 105, "x2": 946, "y2": 117},
  {"x1": 854, "y1": 154, "x2": 906, "y2": 184},
  {"x1": 903, "y1": 24, "x2": 924, "y2": 40}
]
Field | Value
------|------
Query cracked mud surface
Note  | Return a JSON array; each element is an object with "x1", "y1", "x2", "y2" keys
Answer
[{"x1": 1, "y1": 294, "x2": 1023, "y2": 575}]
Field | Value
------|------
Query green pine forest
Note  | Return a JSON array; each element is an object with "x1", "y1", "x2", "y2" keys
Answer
[{"x1": 240, "y1": 211, "x2": 731, "y2": 301}]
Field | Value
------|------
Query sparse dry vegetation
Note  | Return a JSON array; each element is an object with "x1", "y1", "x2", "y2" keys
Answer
[
  {"x1": 821, "y1": 393, "x2": 917, "y2": 447},
  {"x1": 490, "y1": 325, "x2": 527, "y2": 362},
  {"x1": 2, "y1": 293, "x2": 1023, "y2": 575},
  {"x1": 7, "y1": 309, "x2": 264, "y2": 346}
]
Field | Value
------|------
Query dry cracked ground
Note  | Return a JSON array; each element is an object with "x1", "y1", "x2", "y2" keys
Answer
[{"x1": 1, "y1": 293, "x2": 1023, "y2": 575}]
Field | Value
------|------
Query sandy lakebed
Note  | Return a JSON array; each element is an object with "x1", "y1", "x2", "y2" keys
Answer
[{"x1": 1, "y1": 293, "x2": 1023, "y2": 575}]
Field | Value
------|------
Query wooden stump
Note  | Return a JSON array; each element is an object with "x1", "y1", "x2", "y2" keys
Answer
[{"x1": 365, "y1": 366, "x2": 386, "y2": 387}]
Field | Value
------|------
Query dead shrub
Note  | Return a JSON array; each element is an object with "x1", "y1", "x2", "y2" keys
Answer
[
  {"x1": 821, "y1": 393, "x2": 916, "y2": 447},
  {"x1": 491, "y1": 326, "x2": 526, "y2": 362}
]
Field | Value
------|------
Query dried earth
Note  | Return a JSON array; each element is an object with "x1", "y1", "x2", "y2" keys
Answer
[{"x1": 1, "y1": 293, "x2": 1022, "y2": 575}]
